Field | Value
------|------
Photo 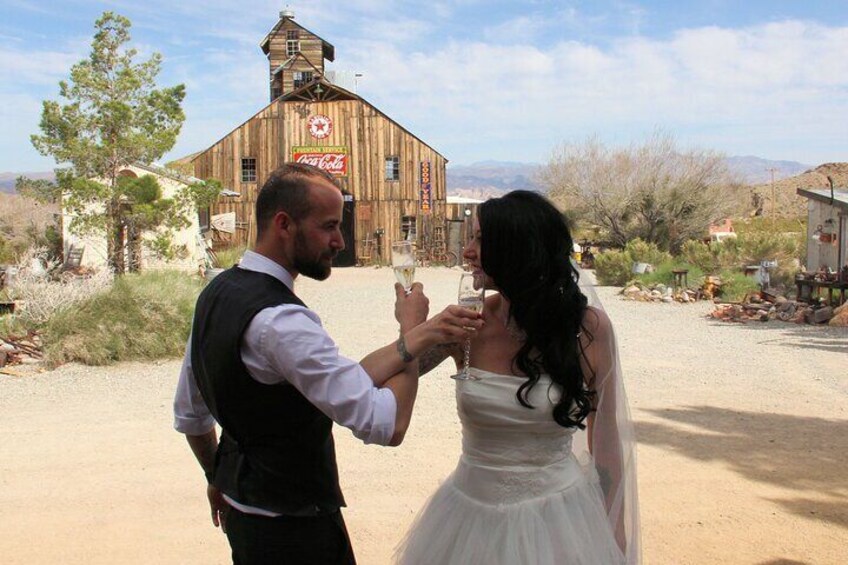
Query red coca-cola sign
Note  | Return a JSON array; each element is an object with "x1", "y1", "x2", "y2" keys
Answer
[{"x1": 292, "y1": 146, "x2": 348, "y2": 176}]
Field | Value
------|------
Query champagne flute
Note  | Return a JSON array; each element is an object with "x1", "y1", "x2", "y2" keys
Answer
[
  {"x1": 392, "y1": 241, "x2": 415, "y2": 293},
  {"x1": 450, "y1": 273, "x2": 485, "y2": 381}
]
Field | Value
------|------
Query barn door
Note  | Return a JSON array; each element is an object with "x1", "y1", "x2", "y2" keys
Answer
[{"x1": 335, "y1": 194, "x2": 356, "y2": 267}]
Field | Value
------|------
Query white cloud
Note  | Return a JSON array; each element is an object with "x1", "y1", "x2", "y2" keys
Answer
[
  {"x1": 4, "y1": 5, "x2": 847, "y2": 170},
  {"x1": 343, "y1": 19, "x2": 848, "y2": 164}
]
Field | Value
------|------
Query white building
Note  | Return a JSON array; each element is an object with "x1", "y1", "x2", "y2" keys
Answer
[{"x1": 62, "y1": 162, "x2": 207, "y2": 272}]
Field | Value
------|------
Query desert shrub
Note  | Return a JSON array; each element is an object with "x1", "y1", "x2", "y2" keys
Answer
[
  {"x1": 594, "y1": 249, "x2": 633, "y2": 286},
  {"x1": 213, "y1": 244, "x2": 247, "y2": 269},
  {"x1": 4, "y1": 248, "x2": 113, "y2": 331},
  {"x1": 639, "y1": 261, "x2": 705, "y2": 289},
  {"x1": 717, "y1": 270, "x2": 760, "y2": 302},
  {"x1": 594, "y1": 239, "x2": 672, "y2": 286},
  {"x1": 737, "y1": 231, "x2": 802, "y2": 266},
  {"x1": 0, "y1": 193, "x2": 61, "y2": 262},
  {"x1": 625, "y1": 239, "x2": 672, "y2": 267},
  {"x1": 43, "y1": 270, "x2": 202, "y2": 367},
  {"x1": 680, "y1": 240, "x2": 716, "y2": 273}
]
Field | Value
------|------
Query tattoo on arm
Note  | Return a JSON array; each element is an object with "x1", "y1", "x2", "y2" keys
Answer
[{"x1": 418, "y1": 343, "x2": 456, "y2": 376}]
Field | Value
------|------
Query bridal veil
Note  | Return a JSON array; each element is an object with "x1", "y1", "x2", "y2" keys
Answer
[{"x1": 575, "y1": 264, "x2": 641, "y2": 564}]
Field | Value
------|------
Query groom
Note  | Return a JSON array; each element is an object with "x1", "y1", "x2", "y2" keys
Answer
[{"x1": 174, "y1": 163, "x2": 481, "y2": 564}]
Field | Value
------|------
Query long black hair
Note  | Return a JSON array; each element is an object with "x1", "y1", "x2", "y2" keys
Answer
[{"x1": 478, "y1": 190, "x2": 594, "y2": 429}]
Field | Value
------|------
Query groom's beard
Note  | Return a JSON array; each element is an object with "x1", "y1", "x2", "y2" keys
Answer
[{"x1": 293, "y1": 229, "x2": 335, "y2": 281}]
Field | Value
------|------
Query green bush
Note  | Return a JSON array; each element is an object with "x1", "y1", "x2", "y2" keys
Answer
[
  {"x1": 594, "y1": 249, "x2": 633, "y2": 286},
  {"x1": 624, "y1": 239, "x2": 672, "y2": 267},
  {"x1": 717, "y1": 270, "x2": 760, "y2": 302},
  {"x1": 43, "y1": 270, "x2": 202, "y2": 367},
  {"x1": 594, "y1": 239, "x2": 672, "y2": 286},
  {"x1": 639, "y1": 261, "x2": 705, "y2": 289}
]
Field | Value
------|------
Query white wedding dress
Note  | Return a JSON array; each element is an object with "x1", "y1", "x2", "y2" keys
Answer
[{"x1": 395, "y1": 369, "x2": 628, "y2": 564}]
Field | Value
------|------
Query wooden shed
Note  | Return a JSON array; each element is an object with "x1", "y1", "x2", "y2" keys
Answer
[
  {"x1": 797, "y1": 186, "x2": 848, "y2": 272},
  {"x1": 191, "y1": 10, "x2": 448, "y2": 266}
]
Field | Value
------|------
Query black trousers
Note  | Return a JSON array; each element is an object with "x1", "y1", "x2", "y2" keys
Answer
[{"x1": 225, "y1": 507, "x2": 357, "y2": 565}]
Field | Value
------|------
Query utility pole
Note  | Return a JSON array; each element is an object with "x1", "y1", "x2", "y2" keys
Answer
[{"x1": 765, "y1": 167, "x2": 778, "y2": 224}]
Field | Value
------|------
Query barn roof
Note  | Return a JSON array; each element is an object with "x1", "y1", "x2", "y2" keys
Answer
[
  {"x1": 260, "y1": 15, "x2": 335, "y2": 62},
  {"x1": 193, "y1": 78, "x2": 447, "y2": 163}
]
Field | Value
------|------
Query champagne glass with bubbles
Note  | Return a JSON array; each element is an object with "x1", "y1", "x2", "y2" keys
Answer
[
  {"x1": 450, "y1": 272, "x2": 485, "y2": 381},
  {"x1": 392, "y1": 241, "x2": 415, "y2": 293}
]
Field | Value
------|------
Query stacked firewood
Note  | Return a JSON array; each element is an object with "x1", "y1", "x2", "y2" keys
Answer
[{"x1": 0, "y1": 332, "x2": 42, "y2": 368}]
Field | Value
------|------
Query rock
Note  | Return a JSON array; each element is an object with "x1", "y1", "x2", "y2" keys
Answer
[
  {"x1": 829, "y1": 309, "x2": 848, "y2": 327},
  {"x1": 0, "y1": 342, "x2": 15, "y2": 353},
  {"x1": 681, "y1": 293, "x2": 691, "y2": 303},
  {"x1": 775, "y1": 295, "x2": 788, "y2": 305},
  {"x1": 623, "y1": 285, "x2": 641, "y2": 297},
  {"x1": 806, "y1": 307, "x2": 834, "y2": 324},
  {"x1": 662, "y1": 296, "x2": 673, "y2": 303}
]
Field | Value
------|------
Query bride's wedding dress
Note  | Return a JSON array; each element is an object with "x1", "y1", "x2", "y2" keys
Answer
[{"x1": 395, "y1": 365, "x2": 639, "y2": 564}]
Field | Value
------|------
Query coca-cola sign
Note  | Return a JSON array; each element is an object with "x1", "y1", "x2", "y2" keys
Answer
[{"x1": 292, "y1": 146, "x2": 348, "y2": 176}]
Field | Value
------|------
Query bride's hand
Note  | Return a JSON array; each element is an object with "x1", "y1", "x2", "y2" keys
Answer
[
  {"x1": 395, "y1": 282, "x2": 428, "y2": 331},
  {"x1": 424, "y1": 304, "x2": 484, "y2": 344}
]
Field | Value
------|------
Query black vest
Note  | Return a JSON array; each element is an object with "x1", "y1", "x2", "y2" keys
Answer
[{"x1": 190, "y1": 266, "x2": 345, "y2": 515}]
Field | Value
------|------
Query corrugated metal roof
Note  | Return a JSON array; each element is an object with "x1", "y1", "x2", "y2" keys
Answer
[{"x1": 797, "y1": 187, "x2": 848, "y2": 209}]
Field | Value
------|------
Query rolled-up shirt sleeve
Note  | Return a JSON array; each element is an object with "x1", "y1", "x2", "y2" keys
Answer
[
  {"x1": 244, "y1": 305, "x2": 397, "y2": 446},
  {"x1": 173, "y1": 336, "x2": 217, "y2": 435}
]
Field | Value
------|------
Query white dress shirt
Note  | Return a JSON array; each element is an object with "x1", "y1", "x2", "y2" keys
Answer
[{"x1": 173, "y1": 250, "x2": 398, "y2": 515}]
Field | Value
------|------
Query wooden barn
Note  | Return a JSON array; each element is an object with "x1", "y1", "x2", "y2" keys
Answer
[{"x1": 190, "y1": 10, "x2": 448, "y2": 266}]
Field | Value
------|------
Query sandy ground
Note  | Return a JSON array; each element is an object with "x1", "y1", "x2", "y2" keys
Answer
[{"x1": 0, "y1": 267, "x2": 846, "y2": 564}]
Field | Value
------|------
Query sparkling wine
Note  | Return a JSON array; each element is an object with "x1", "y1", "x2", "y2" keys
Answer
[
  {"x1": 458, "y1": 296, "x2": 484, "y2": 313},
  {"x1": 394, "y1": 266, "x2": 416, "y2": 290}
]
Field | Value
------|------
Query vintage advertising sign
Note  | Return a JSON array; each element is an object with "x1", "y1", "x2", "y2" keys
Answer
[
  {"x1": 419, "y1": 160, "x2": 432, "y2": 214},
  {"x1": 307, "y1": 114, "x2": 333, "y2": 139},
  {"x1": 292, "y1": 146, "x2": 348, "y2": 176}
]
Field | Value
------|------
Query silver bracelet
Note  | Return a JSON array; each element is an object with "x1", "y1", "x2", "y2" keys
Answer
[{"x1": 396, "y1": 335, "x2": 414, "y2": 363}]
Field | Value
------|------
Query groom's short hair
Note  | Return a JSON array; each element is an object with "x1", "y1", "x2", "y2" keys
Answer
[{"x1": 255, "y1": 163, "x2": 340, "y2": 239}]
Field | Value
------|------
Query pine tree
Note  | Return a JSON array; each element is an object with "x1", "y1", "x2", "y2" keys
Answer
[{"x1": 30, "y1": 12, "x2": 194, "y2": 273}]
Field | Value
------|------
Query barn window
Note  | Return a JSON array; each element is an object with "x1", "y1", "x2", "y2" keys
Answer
[
  {"x1": 385, "y1": 156, "x2": 400, "y2": 181},
  {"x1": 241, "y1": 158, "x2": 257, "y2": 183},
  {"x1": 293, "y1": 71, "x2": 313, "y2": 89},
  {"x1": 286, "y1": 40, "x2": 300, "y2": 56},
  {"x1": 401, "y1": 215, "x2": 417, "y2": 241}
]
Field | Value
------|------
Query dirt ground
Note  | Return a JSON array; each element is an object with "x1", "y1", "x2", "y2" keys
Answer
[{"x1": 0, "y1": 267, "x2": 845, "y2": 564}]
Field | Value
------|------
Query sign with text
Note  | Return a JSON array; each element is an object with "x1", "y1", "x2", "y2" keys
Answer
[
  {"x1": 292, "y1": 146, "x2": 348, "y2": 176},
  {"x1": 419, "y1": 160, "x2": 432, "y2": 214}
]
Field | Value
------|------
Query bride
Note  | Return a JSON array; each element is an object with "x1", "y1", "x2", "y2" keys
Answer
[{"x1": 396, "y1": 191, "x2": 640, "y2": 564}]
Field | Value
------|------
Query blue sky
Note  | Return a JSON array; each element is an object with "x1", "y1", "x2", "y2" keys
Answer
[{"x1": 1, "y1": 0, "x2": 846, "y2": 173}]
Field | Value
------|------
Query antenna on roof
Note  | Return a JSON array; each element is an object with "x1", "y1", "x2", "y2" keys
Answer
[{"x1": 281, "y1": 6, "x2": 295, "y2": 19}]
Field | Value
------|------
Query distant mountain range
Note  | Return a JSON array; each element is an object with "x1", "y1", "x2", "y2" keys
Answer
[
  {"x1": 0, "y1": 171, "x2": 56, "y2": 194},
  {"x1": 446, "y1": 156, "x2": 813, "y2": 199},
  {"x1": 0, "y1": 156, "x2": 816, "y2": 197}
]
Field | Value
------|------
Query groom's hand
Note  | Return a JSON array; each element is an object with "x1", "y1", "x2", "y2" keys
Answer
[{"x1": 207, "y1": 483, "x2": 231, "y2": 533}]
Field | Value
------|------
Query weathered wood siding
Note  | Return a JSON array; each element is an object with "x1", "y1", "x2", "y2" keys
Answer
[
  {"x1": 267, "y1": 21, "x2": 326, "y2": 99},
  {"x1": 192, "y1": 98, "x2": 447, "y2": 263}
]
